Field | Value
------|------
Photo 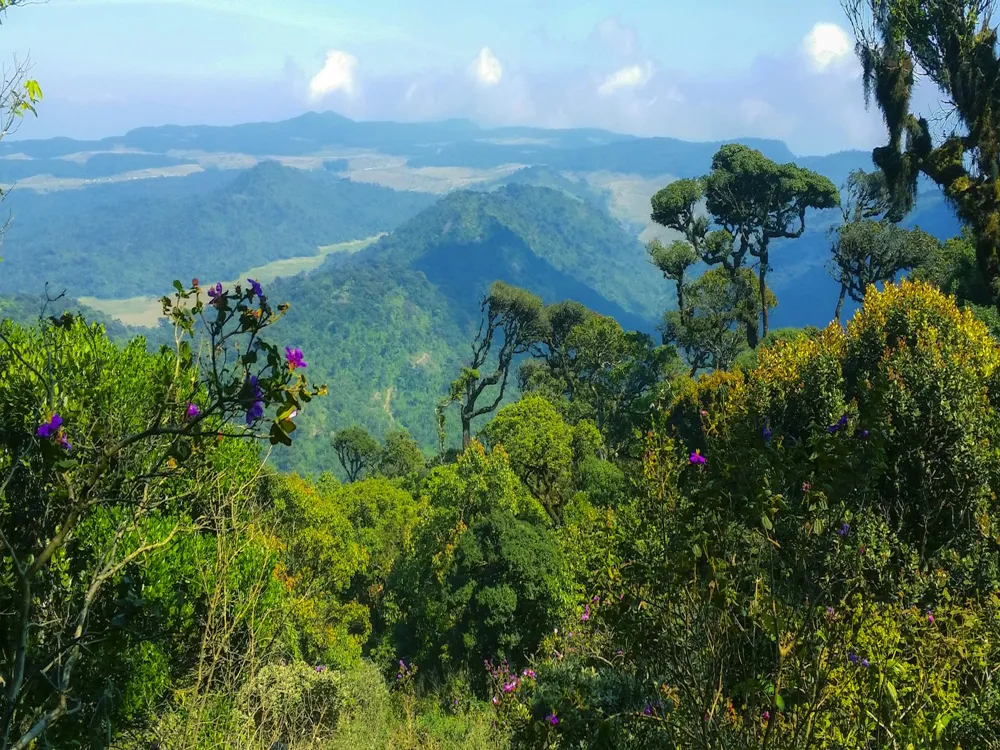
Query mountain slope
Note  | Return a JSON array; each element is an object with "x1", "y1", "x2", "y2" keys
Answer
[
  {"x1": 0, "y1": 161, "x2": 436, "y2": 298},
  {"x1": 266, "y1": 184, "x2": 669, "y2": 472},
  {"x1": 363, "y1": 184, "x2": 667, "y2": 326}
]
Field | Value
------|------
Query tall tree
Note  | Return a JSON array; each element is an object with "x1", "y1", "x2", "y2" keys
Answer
[
  {"x1": 447, "y1": 282, "x2": 548, "y2": 449},
  {"x1": 830, "y1": 220, "x2": 940, "y2": 320},
  {"x1": 703, "y1": 144, "x2": 840, "y2": 345},
  {"x1": 648, "y1": 239, "x2": 700, "y2": 333},
  {"x1": 649, "y1": 178, "x2": 709, "y2": 251},
  {"x1": 664, "y1": 267, "x2": 775, "y2": 375},
  {"x1": 843, "y1": 0, "x2": 1000, "y2": 309},
  {"x1": 332, "y1": 425, "x2": 382, "y2": 483}
]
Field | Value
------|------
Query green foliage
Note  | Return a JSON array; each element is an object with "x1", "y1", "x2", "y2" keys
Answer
[
  {"x1": 829, "y1": 217, "x2": 939, "y2": 319},
  {"x1": 494, "y1": 280, "x2": 1000, "y2": 747},
  {"x1": 844, "y1": 0, "x2": 1000, "y2": 306},
  {"x1": 914, "y1": 227, "x2": 1000, "y2": 337},
  {"x1": 388, "y1": 442, "x2": 568, "y2": 679},
  {"x1": 333, "y1": 425, "x2": 384, "y2": 483},
  {"x1": 0, "y1": 277, "x2": 323, "y2": 746},
  {"x1": 480, "y1": 396, "x2": 574, "y2": 522}
]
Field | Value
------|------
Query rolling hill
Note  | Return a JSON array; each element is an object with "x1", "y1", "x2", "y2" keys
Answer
[{"x1": 0, "y1": 161, "x2": 436, "y2": 298}]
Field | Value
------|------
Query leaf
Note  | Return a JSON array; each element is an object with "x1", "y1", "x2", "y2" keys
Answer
[
  {"x1": 885, "y1": 680, "x2": 898, "y2": 706},
  {"x1": 761, "y1": 514, "x2": 773, "y2": 531},
  {"x1": 692, "y1": 543, "x2": 702, "y2": 559},
  {"x1": 774, "y1": 693, "x2": 785, "y2": 712},
  {"x1": 269, "y1": 422, "x2": 293, "y2": 446}
]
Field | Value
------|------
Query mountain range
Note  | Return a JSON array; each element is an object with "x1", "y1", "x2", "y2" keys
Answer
[{"x1": 0, "y1": 111, "x2": 963, "y2": 470}]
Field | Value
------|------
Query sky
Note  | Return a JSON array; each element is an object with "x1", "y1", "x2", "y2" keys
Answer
[{"x1": 0, "y1": 0, "x2": 945, "y2": 154}]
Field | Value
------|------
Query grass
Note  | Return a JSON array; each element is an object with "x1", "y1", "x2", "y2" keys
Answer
[{"x1": 79, "y1": 234, "x2": 384, "y2": 328}]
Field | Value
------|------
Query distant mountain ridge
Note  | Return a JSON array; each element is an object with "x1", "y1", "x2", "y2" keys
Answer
[
  {"x1": 1, "y1": 111, "x2": 873, "y2": 184},
  {"x1": 0, "y1": 160, "x2": 436, "y2": 298}
]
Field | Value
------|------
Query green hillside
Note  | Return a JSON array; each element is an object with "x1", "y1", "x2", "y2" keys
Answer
[
  {"x1": 267, "y1": 184, "x2": 667, "y2": 473},
  {"x1": 0, "y1": 161, "x2": 436, "y2": 298}
]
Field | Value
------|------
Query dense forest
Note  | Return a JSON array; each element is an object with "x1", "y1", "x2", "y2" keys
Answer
[{"x1": 3, "y1": 0, "x2": 1000, "y2": 748}]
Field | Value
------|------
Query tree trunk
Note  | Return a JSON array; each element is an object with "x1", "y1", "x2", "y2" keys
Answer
[
  {"x1": 834, "y1": 282, "x2": 847, "y2": 323},
  {"x1": 461, "y1": 413, "x2": 471, "y2": 449},
  {"x1": 745, "y1": 318, "x2": 759, "y2": 350},
  {"x1": 758, "y1": 261, "x2": 769, "y2": 343}
]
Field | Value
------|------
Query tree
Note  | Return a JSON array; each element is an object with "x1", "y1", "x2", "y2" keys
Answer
[
  {"x1": 377, "y1": 428, "x2": 425, "y2": 481},
  {"x1": 663, "y1": 267, "x2": 775, "y2": 374},
  {"x1": 479, "y1": 395, "x2": 575, "y2": 522},
  {"x1": 830, "y1": 219, "x2": 939, "y2": 320},
  {"x1": 649, "y1": 177, "x2": 709, "y2": 251},
  {"x1": 332, "y1": 425, "x2": 382, "y2": 483},
  {"x1": 446, "y1": 282, "x2": 549, "y2": 449},
  {"x1": 648, "y1": 238, "x2": 700, "y2": 332},
  {"x1": 703, "y1": 144, "x2": 840, "y2": 344},
  {"x1": 0, "y1": 280, "x2": 323, "y2": 748},
  {"x1": 843, "y1": 0, "x2": 1000, "y2": 309}
]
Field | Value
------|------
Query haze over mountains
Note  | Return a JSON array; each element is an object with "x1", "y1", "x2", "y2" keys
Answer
[{"x1": 0, "y1": 111, "x2": 961, "y2": 470}]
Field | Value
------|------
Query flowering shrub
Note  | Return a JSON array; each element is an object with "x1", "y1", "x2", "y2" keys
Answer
[
  {"x1": 490, "y1": 281, "x2": 1000, "y2": 748},
  {"x1": 0, "y1": 278, "x2": 325, "y2": 746}
]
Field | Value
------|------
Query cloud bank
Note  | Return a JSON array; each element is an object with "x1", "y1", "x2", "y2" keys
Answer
[{"x1": 298, "y1": 19, "x2": 901, "y2": 154}]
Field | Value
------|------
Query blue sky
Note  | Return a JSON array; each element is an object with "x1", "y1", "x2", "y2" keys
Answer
[{"x1": 1, "y1": 0, "x2": 919, "y2": 153}]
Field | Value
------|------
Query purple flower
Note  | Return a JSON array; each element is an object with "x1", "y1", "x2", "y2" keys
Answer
[
  {"x1": 828, "y1": 413, "x2": 849, "y2": 434},
  {"x1": 503, "y1": 680, "x2": 518, "y2": 693},
  {"x1": 927, "y1": 611, "x2": 935, "y2": 624},
  {"x1": 762, "y1": 419, "x2": 772, "y2": 442},
  {"x1": 207, "y1": 283, "x2": 224, "y2": 300},
  {"x1": 285, "y1": 346, "x2": 307, "y2": 369},
  {"x1": 762, "y1": 710, "x2": 770, "y2": 721},
  {"x1": 37, "y1": 413, "x2": 63, "y2": 439},
  {"x1": 826, "y1": 606, "x2": 836, "y2": 620},
  {"x1": 643, "y1": 704, "x2": 652, "y2": 716},
  {"x1": 689, "y1": 450, "x2": 706, "y2": 465},
  {"x1": 245, "y1": 376, "x2": 264, "y2": 424},
  {"x1": 185, "y1": 402, "x2": 200, "y2": 420},
  {"x1": 492, "y1": 696, "x2": 499, "y2": 706},
  {"x1": 848, "y1": 653, "x2": 859, "y2": 664},
  {"x1": 861, "y1": 658, "x2": 870, "y2": 668},
  {"x1": 581, "y1": 605, "x2": 590, "y2": 622},
  {"x1": 247, "y1": 278, "x2": 263, "y2": 299},
  {"x1": 837, "y1": 521, "x2": 850, "y2": 537},
  {"x1": 546, "y1": 713, "x2": 559, "y2": 726}
]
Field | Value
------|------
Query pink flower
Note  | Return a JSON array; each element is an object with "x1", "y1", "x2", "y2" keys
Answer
[
  {"x1": 927, "y1": 611, "x2": 935, "y2": 624},
  {"x1": 581, "y1": 605, "x2": 590, "y2": 622},
  {"x1": 689, "y1": 450, "x2": 706, "y2": 465},
  {"x1": 762, "y1": 710, "x2": 770, "y2": 721},
  {"x1": 546, "y1": 713, "x2": 559, "y2": 726},
  {"x1": 185, "y1": 402, "x2": 200, "y2": 420}
]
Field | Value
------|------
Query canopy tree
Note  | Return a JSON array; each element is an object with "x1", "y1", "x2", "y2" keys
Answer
[
  {"x1": 332, "y1": 425, "x2": 382, "y2": 483},
  {"x1": 843, "y1": 0, "x2": 1000, "y2": 309},
  {"x1": 445, "y1": 282, "x2": 548, "y2": 449},
  {"x1": 663, "y1": 267, "x2": 775, "y2": 375},
  {"x1": 702, "y1": 144, "x2": 839, "y2": 345},
  {"x1": 830, "y1": 219, "x2": 940, "y2": 320}
]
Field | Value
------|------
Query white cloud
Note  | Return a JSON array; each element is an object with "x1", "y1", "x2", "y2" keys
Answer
[
  {"x1": 590, "y1": 15, "x2": 637, "y2": 59},
  {"x1": 308, "y1": 50, "x2": 358, "y2": 102},
  {"x1": 597, "y1": 62, "x2": 653, "y2": 95},
  {"x1": 803, "y1": 22, "x2": 852, "y2": 72},
  {"x1": 472, "y1": 47, "x2": 503, "y2": 86}
]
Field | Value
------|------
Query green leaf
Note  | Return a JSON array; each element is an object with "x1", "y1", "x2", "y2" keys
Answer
[
  {"x1": 774, "y1": 693, "x2": 785, "y2": 712},
  {"x1": 269, "y1": 422, "x2": 293, "y2": 446},
  {"x1": 761, "y1": 514, "x2": 773, "y2": 531}
]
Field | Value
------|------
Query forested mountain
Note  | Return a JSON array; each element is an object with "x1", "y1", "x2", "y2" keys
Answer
[
  {"x1": 267, "y1": 183, "x2": 662, "y2": 472},
  {"x1": 0, "y1": 161, "x2": 435, "y2": 297}
]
